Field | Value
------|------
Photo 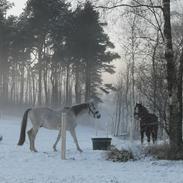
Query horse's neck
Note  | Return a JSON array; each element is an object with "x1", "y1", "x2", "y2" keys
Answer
[
  {"x1": 139, "y1": 107, "x2": 149, "y2": 119},
  {"x1": 141, "y1": 106, "x2": 149, "y2": 114},
  {"x1": 71, "y1": 103, "x2": 88, "y2": 116},
  {"x1": 76, "y1": 108, "x2": 89, "y2": 118}
]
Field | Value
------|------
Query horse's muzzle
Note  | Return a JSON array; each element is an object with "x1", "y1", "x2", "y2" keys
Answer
[
  {"x1": 94, "y1": 111, "x2": 101, "y2": 119},
  {"x1": 96, "y1": 114, "x2": 101, "y2": 119},
  {"x1": 134, "y1": 113, "x2": 139, "y2": 120}
]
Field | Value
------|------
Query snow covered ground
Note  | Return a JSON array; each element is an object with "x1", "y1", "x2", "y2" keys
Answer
[{"x1": 1, "y1": 116, "x2": 183, "y2": 183}]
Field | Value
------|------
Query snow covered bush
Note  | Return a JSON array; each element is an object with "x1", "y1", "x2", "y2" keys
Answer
[{"x1": 106, "y1": 146, "x2": 134, "y2": 162}]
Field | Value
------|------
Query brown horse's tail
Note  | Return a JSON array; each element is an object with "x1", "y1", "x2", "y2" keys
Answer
[{"x1": 17, "y1": 108, "x2": 32, "y2": 145}]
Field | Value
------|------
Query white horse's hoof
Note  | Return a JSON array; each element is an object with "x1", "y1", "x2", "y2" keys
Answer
[
  {"x1": 78, "y1": 149, "x2": 83, "y2": 153},
  {"x1": 0, "y1": 135, "x2": 3, "y2": 141},
  {"x1": 30, "y1": 149, "x2": 38, "y2": 152},
  {"x1": 53, "y1": 148, "x2": 57, "y2": 152}
]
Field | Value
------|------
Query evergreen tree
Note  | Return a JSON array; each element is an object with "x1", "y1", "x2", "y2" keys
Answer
[
  {"x1": 22, "y1": 0, "x2": 70, "y2": 105},
  {"x1": 70, "y1": 2, "x2": 119, "y2": 101},
  {"x1": 0, "y1": 0, "x2": 15, "y2": 104}
]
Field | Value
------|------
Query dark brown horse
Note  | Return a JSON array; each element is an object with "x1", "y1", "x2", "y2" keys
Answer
[{"x1": 134, "y1": 103, "x2": 158, "y2": 144}]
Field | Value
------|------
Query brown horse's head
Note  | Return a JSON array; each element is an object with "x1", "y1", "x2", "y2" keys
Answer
[{"x1": 134, "y1": 103, "x2": 144, "y2": 120}]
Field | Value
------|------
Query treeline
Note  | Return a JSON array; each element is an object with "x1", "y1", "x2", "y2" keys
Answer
[{"x1": 0, "y1": 0, "x2": 119, "y2": 108}]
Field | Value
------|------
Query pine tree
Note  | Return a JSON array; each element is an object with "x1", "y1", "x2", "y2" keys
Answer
[
  {"x1": 70, "y1": 1, "x2": 119, "y2": 101},
  {"x1": 22, "y1": 0, "x2": 70, "y2": 105}
]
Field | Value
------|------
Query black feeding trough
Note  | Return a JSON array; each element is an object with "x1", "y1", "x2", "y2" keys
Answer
[{"x1": 92, "y1": 137, "x2": 112, "y2": 150}]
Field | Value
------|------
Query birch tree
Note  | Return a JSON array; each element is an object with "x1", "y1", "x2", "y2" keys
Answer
[{"x1": 97, "y1": 0, "x2": 183, "y2": 151}]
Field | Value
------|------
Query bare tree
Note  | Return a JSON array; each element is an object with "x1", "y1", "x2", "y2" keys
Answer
[{"x1": 97, "y1": 0, "x2": 183, "y2": 150}]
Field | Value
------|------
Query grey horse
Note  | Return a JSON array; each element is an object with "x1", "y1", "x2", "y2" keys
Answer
[{"x1": 17, "y1": 102, "x2": 101, "y2": 152}]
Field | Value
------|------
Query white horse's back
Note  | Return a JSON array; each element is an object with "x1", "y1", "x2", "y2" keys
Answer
[{"x1": 29, "y1": 107, "x2": 61, "y2": 130}]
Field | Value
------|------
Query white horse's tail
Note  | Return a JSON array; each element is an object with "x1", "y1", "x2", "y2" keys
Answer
[{"x1": 17, "y1": 108, "x2": 32, "y2": 145}]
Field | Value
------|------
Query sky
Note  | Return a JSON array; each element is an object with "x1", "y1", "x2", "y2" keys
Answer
[{"x1": 7, "y1": 0, "x2": 27, "y2": 16}]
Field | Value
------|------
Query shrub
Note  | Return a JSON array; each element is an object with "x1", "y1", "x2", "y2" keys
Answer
[
  {"x1": 144, "y1": 143, "x2": 183, "y2": 160},
  {"x1": 106, "y1": 146, "x2": 134, "y2": 162}
]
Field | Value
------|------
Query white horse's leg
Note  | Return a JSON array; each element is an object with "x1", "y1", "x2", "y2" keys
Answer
[
  {"x1": 27, "y1": 128, "x2": 38, "y2": 152},
  {"x1": 70, "y1": 128, "x2": 83, "y2": 152},
  {"x1": 27, "y1": 128, "x2": 34, "y2": 151},
  {"x1": 53, "y1": 129, "x2": 61, "y2": 152}
]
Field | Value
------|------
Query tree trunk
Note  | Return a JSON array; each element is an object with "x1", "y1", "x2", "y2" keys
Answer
[
  {"x1": 37, "y1": 45, "x2": 43, "y2": 106},
  {"x1": 65, "y1": 63, "x2": 70, "y2": 106},
  {"x1": 85, "y1": 62, "x2": 91, "y2": 102},
  {"x1": 43, "y1": 65, "x2": 48, "y2": 105},
  {"x1": 152, "y1": 35, "x2": 159, "y2": 113},
  {"x1": 27, "y1": 67, "x2": 32, "y2": 105},
  {"x1": 19, "y1": 64, "x2": 25, "y2": 104},
  {"x1": 58, "y1": 68, "x2": 63, "y2": 106},
  {"x1": 2, "y1": 57, "x2": 9, "y2": 104},
  {"x1": 51, "y1": 64, "x2": 59, "y2": 107},
  {"x1": 75, "y1": 65, "x2": 82, "y2": 104},
  {"x1": 163, "y1": 0, "x2": 182, "y2": 147},
  {"x1": 31, "y1": 72, "x2": 36, "y2": 106},
  {"x1": 177, "y1": 48, "x2": 183, "y2": 144}
]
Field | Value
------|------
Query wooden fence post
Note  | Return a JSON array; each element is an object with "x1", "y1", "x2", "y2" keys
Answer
[{"x1": 61, "y1": 112, "x2": 66, "y2": 160}]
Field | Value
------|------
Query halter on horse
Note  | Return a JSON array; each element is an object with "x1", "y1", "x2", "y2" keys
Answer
[
  {"x1": 17, "y1": 102, "x2": 101, "y2": 152},
  {"x1": 134, "y1": 103, "x2": 158, "y2": 144}
]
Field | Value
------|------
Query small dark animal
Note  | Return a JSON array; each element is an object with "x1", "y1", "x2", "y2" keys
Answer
[{"x1": 134, "y1": 103, "x2": 158, "y2": 144}]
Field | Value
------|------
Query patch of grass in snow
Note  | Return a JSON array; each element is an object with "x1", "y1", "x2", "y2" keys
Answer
[
  {"x1": 106, "y1": 145, "x2": 134, "y2": 162},
  {"x1": 144, "y1": 143, "x2": 183, "y2": 160}
]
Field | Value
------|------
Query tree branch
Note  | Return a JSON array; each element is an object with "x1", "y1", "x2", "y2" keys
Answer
[{"x1": 95, "y1": 3, "x2": 163, "y2": 11}]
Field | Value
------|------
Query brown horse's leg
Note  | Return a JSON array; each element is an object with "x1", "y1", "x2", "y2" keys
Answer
[
  {"x1": 141, "y1": 130, "x2": 144, "y2": 144},
  {"x1": 155, "y1": 129, "x2": 158, "y2": 143},
  {"x1": 152, "y1": 127, "x2": 158, "y2": 144},
  {"x1": 152, "y1": 131, "x2": 155, "y2": 144},
  {"x1": 151, "y1": 128, "x2": 157, "y2": 144},
  {"x1": 146, "y1": 129, "x2": 150, "y2": 145}
]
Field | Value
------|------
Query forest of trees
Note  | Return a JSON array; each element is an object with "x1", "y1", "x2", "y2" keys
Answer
[
  {"x1": 0, "y1": 0, "x2": 119, "y2": 108},
  {"x1": 1, "y1": 0, "x2": 183, "y2": 158}
]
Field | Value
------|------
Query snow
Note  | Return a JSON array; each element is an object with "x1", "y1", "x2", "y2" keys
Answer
[{"x1": 1, "y1": 116, "x2": 183, "y2": 183}]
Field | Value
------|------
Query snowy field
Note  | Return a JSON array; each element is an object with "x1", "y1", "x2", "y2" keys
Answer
[{"x1": 1, "y1": 116, "x2": 183, "y2": 183}]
